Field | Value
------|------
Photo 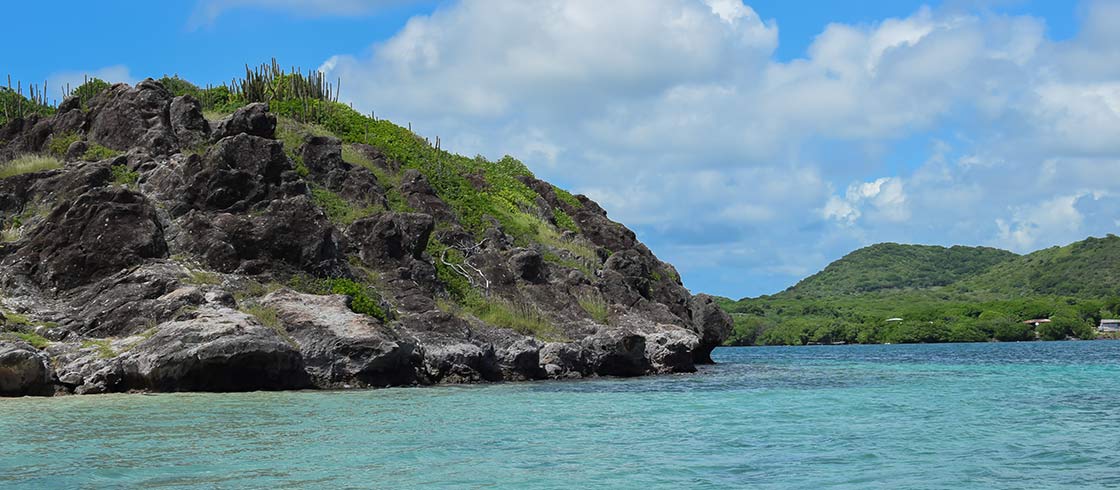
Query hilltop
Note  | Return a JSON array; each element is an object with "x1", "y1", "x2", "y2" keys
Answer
[
  {"x1": 718, "y1": 237, "x2": 1120, "y2": 346},
  {"x1": 0, "y1": 64, "x2": 730, "y2": 396}
]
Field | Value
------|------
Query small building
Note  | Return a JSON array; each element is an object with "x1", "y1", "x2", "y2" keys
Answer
[
  {"x1": 1023, "y1": 319, "x2": 1051, "y2": 327},
  {"x1": 1100, "y1": 320, "x2": 1120, "y2": 333}
]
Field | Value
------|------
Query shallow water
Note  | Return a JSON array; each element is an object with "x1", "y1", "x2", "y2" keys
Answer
[{"x1": 3, "y1": 342, "x2": 1120, "y2": 489}]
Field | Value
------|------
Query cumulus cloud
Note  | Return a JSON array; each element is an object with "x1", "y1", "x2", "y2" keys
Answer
[{"x1": 309, "y1": 0, "x2": 1120, "y2": 296}]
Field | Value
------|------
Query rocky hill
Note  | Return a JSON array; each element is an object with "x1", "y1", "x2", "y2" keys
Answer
[{"x1": 0, "y1": 71, "x2": 730, "y2": 397}]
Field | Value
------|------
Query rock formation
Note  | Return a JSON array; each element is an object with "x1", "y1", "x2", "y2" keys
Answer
[{"x1": 0, "y1": 78, "x2": 731, "y2": 396}]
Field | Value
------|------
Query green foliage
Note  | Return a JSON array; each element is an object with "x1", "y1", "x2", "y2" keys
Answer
[
  {"x1": 552, "y1": 185, "x2": 583, "y2": 209},
  {"x1": 310, "y1": 186, "x2": 376, "y2": 225},
  {"x1": 82, "y1": 144, "x2": 119, "y2": 162},
  {"x1": 473, "y1": 297, "x2": 557, "y2": 338},
  {"x1": 184, "y1": 269, "x2": 222, "y2": 286},
  {"x1": 960, "y1": 235, "x2": 1120, "y2": 298},
  {"x1": 81, "y1": 339, "x2": 116, "y2": 359},
  {"x1": 1, "y1": 86, "x2": 55, "y2": 126},
  {"x1": 552, "y1": 208, "x2": 579, "y2": 233},
  {"x1": 288, "y1": 276, "x2": 388, "y2": 322},
  {"x1": 786, "y1": 243, "x2": 1018, "y2": 296},
  {"x1": 111, "y1": 164, "x2": 139, "y2": 187},
  {"x1": 48, "y1": 133, "x2": 80, "y2": 156},
  {"x1": 67, "y1": 78, "x2": 111, "y2": 110},
  {"x1": 11, "y1": 332, "x2": 50, "y2": 349},
  {"x1": 577, "y1": 291, "x2": 609, "y2": 324},
  {"x1": 0, "y1": 155, "x2": 62, "y2": 179}
]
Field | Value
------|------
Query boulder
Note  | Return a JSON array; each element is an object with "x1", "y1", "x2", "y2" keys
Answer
[
  {"x1": 261, "y1": 290, "x2": 419, "y2": 388},
  {"x1": 580, "y1": 329, "x2": 650, "y2": 377},
  {"x1": 169, "y1": 95, "x2": 210, "y2": 148},
  {"x1": 86, "y1": 79, "x2": 178, "y2": 155},
  {"x1": 121, "y1": 307, "x2": 309, "y2": 392},
  {"x1": 178, "y1": 133, "x2": 295, "y2": 213},
  {"x1": 643, "y1": 328, "x2": 699, "y2": 373},
  {"x1": 2, "y1": 187, "x2": 167, "y2": 291},
  {"x1": 348, "y1": 212, "x2": 434, "y2": 266},
  {"x1": 211, "y1": 102, "x2": 275, "y2": 140},
  {"x1": 299, "y1": 135, "x2": 384, "y2": 204},
  {"x1": 688, "y1": 294, "x2": 733, "y2": 364},
  {"x1": 399, "y1": 170, "x2": 455, "y2": 221},
  {"x1": 0, "y1": 341, "x2": 54, "y2": 396}
]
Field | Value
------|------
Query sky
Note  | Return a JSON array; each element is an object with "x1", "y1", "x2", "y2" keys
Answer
[{"x1": 3, "y1": 0, "x2": 1118, "y2": 299}]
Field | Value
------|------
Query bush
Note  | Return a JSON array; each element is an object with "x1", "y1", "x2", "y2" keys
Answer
[
  {"x1": 111, "y1": 164, "x2": 139, "y2": 187},
  {"x1": 577, "y1": 291, "x2": 609, "y2": 324},
  {"x1": 288, "y1": 276, "x2": 388, "y2": 322}
]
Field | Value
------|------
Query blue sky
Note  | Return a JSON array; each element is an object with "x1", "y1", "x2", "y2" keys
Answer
[{"x1": 5, "y1": 1, "x2": 1119, "y2": 299}]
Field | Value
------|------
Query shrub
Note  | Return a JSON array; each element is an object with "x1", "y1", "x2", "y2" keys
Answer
[
  {"x1": 288, "y1": 276, "x2": 388, "y2": 322},
  {"x1": 0, "y1": 155, "x2": 62, "y2": 179},
  {"x1": 111, "y1": 164, "x2": 139, "y2": 187},
  {"x1": 83, "y1": 144, "x2": 119, "y2": 161}
]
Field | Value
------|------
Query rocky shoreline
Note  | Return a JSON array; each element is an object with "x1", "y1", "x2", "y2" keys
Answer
[{"x1": 0, "y1": 79, "x2": 731, "y2": 397}]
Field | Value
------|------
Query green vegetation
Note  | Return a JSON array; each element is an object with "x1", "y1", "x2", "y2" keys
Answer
[
  {"x1": 111, "y1": 164, "x2": 139, "y2": 187},
  {"x1": 786, "y1": 243, "x2": 1017, "y2": 296},
  {"x1": 0, "y1": 155, "x2": 62, "y2": 179},
  {"x1": 721, "y1": 237, "x2": 1120, "y2": 346},
  {"x1": 81, "y1": 339, "x2": 117, "y2": 359},
  {"x1": 8, "y1": 332, "x2": 50, "y2": 349},
  {"x1": 47, "y1": 133, "x2": 120, "y2": 161},
  {"x1": 577, "y1": 291, "x2": 609, "y2": 324},
  {"x1": 310, "y1": 187, "x2": 377, "y2": 225},
  {"x1": 1, "y1": 85, "x2": 55, "y2": 127},
  {"x1": 473, "y1": 298, "x2": 557, "y2": 338},
  {"x1": 184, "y1": 269, "x2": 222, "y2": 286},
  {"x1": 288, "y1": 276, "x2": 388, "y2": 322}
]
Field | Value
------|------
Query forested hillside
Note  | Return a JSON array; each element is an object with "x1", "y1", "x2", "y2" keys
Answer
[{"x1": 719, "y1": 236, "x2": 1120, "y2": 346}]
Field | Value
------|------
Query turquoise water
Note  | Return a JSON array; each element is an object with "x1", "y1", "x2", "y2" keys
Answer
[{"x1": 3, "y1": 342, "x2": 1120, "y2": 489}]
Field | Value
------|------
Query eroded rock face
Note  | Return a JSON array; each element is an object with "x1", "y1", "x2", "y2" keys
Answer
[
  {"x1": 261, "y1": 290, "x2": 419, "y2": 388},
  {"x1": 87, "y1": 80, "x2": 179, "y2": 155},
  {"x1": 348, "y1": 212, "x2": 434, "y2": 267},
  {"x1": 177, "y1": 133, "x2": 296, "y2": 213},
  {"x1": 0, "y1": 341, "x2": 54, "y2": 396},
  {"x1": 169, "y1": 95, "x2": 210, "y2": 148},
  {"x1": 211, "y1": 102, "x2": 275, "y2": 140},
  {"x1": 688, "y1": 294, "x2": 734, "y2": 364},
  {"x1": 121, "y1": 307, "x2": 309, "y2": 392},
  {"x1": 2, "y1": 187, "x2": 167, "y2": 291}
]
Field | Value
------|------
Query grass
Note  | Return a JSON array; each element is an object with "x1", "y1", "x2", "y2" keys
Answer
[
  {"x1": 287, "y1": 276, "x2": 389, "y2": 322},
  {"x1": 472, "y1": 297, "x2": 558, "y2": 339},
  {"x1": 1, "y1": 309, "x2": 31, "y2": 326},
  {"x1": 184, "y1": 269, "x2": 222, "y2": 286},
  {"x1": 12, "y1": 332, "x2": 50, "y2": 349},
  {"x1": 0, "y1": 155, "x2": 62, "y2": 179},
  {"x1": 577, "y1": 291, "x2": 610, "y2": 324},
  {"x1": 233, "y1": 280, "x2": 284, "y2": 302},
  {"x1": 310, "y1": 186, "x2": 377, "y2": 225},
  {"x1": 47, "y1": 132, "x2": 120, "y2": 161},
  {"x1": 239, "y1": 303, "x2": 296, "y2": 346},
  {"x1": 111, "y1": 164, "x2": 139, "y2": 187},
  {"x1": 81, "y1": 339, "x2": 116, "y2": 359}
]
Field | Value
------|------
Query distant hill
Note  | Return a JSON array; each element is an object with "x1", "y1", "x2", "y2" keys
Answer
[
  {"x1": 717, "y1": 236, "x2": 1120, "y2": 346},
  {"x1": 784, "y1": 243, "x2": 1018, "y2": 297},
  {"x1": 959, "y1": 235, "x2": 1120, "y2": 298}
]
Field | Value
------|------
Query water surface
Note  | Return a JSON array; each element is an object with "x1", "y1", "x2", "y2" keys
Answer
[{"x1": 3, "y1": 342, "x2": 1120, "y2": 489}]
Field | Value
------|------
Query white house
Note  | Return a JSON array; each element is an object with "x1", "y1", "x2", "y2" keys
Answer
[{"x1": 1099, "y1": 319, "x2": 1120, "y2": 333}]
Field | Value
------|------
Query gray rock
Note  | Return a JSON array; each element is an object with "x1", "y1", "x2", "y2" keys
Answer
[
  {"x1": 211, "y1": 103, "x2": 275, "y2": 140},
  {"x1": 169, "y1": 95, "x2": 210, "y2": 148},
  {"x1": 86, "y1": 79, "x2": 179, "y2": 155},
  {"x1": 688, "y1": 294, "x2": 733, "y2": 364},
  {"x1": 580, "y1": 329, "x2": 650, "y2": 377},
  {"x1": 349, "y1": 212, "x2": 434, "y2": 266},
  {"x1": 261, "y1": 290, "x2": 419, "y2": 388},
  {"x1": 65, "y1": 140, "x2": 88, "y2": 161},
  {"x1": 120, "y1": 307, "x2": 309, "y2": 392},
  {"x1": 0, "y1": 341, "x2": 54, "y2": 397}
]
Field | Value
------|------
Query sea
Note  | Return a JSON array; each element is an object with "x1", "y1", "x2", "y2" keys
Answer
[{"x1": 3, "y1": 341, "x2": 1119, "y2": 489}]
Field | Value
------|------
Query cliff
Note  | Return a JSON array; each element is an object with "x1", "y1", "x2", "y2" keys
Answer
[{"x1": 0, "y1": 73, "x2": 730, "y2": 396}]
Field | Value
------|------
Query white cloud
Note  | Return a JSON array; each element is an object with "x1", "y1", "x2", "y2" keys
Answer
[
  {"x1": 308, "y1": 0, "x2": 1120, "y2": 295},
  {"x1": 46, "y1": 65, "x2": 135, "y2": 101}
]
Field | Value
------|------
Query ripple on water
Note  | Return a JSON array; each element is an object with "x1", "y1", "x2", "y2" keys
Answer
[{"x1": 2, "y1": 341, "x2": 1120, "y2": 489}]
